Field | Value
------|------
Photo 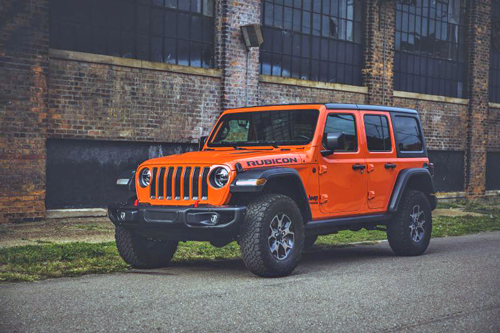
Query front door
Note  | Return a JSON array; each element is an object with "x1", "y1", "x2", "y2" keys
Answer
[
  {"x1": 360, "y1": 111, "x2": 399, "y2": 210},
  {"x1": 318, "y1": 111, "x2": 367, "y2": 215}
]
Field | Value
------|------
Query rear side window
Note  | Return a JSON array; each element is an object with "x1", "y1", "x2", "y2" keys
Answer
[
  {"x1": 324, "y1": 114, "x2": 358, "y2": 152},
  {"x1": 394, "y1": 116, "x2": 423, "y2": 152},
  {"x1": 364, "y1": 115, "x2": 392, "y2": 152}
]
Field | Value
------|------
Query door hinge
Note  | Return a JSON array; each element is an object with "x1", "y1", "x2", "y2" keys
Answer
[
  {"x1": 368, "y1": 191, "x2": 375, "y2": 200},
  {"x1": 320, "y1": 194, "x2": 329, "y2": 204},
  {"x1": 319, "y1": 165, "x2": 328, "y2": 175}
]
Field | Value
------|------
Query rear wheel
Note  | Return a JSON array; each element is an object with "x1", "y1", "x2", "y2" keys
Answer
[
  {"x1": 387, "y1": 190, "x2": 432, "y2": 256},
  {"x1": 115, "y1": 226, "x2": 178, "y2": 268},
  {"x1": 239, "y1": 194, "x2": 304, "y2": 277}
]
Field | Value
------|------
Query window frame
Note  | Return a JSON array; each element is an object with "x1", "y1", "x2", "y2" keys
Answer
[
  {"x1": 322, "y1": 112, "x2": 360, "y2": 154},
  {"x1": 491, "y1": 0, "x2": 500, "y2": 103},
  {"x1": 363, "y1": 114, "x2": 394, "y2": 153},
  {"x1": 259, "y1": 0, "x2": 364, "y2": 86},
  {"x1": 207, "y1": 109, "x2": 320, "y2": 147},
  {"x1": 394, "y1": 0, "x2": 468, "y2": 98},
  {"x1": 391, "y1": 114, "x2": 428, "y2": 158},
  {"x1": 49, "y1": 0, "x2": 216, "y2": 68}
]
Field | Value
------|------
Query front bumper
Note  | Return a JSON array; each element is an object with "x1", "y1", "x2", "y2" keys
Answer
[{"x1": 108, "y1": 203, "x2": 246, "y2": 233}]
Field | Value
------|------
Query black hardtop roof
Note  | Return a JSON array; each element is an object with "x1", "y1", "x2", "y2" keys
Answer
[
  {"x1": 234, "y1": 103, "x2": 418, "y2": 115},
  {"x1": 325, "y1": 103, "x2": 418, "y2": 114}
]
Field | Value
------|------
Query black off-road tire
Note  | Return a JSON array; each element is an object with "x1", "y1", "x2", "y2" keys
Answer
[
  {"x1": 239, "y1": 194, "x2": 304, "y2": 277},
  {"x1": 304, "y1": 235, "x2": 318, "y2": 251},
  {"x1": 387, "y1": 189, "x2": 432, "y2": 256},
  {"x1": 115, "y1": 226, "x2": 178, "y2": 268}
]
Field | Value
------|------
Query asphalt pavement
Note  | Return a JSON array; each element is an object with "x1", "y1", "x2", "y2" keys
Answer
[{"x1": 1, "y1": 232, "x2": 499, "y2": 332}]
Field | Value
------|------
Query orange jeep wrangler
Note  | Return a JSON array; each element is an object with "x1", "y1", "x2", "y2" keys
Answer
[{"x1": 109, "y1": 104, "x2": 437, "y2": 277}]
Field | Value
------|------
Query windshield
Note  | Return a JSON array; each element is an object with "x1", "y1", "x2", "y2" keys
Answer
[{"x1": 208, "y1": 109, "x2": 319, "y2": 147}]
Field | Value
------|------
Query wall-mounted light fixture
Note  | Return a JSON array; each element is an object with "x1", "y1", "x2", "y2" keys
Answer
[{"x1": 240, "y1": 24, "x2": 263, "y2": 49}]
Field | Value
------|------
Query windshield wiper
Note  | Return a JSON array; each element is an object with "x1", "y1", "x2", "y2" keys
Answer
[
  {"x1": 254, "y1": 141, "x2": 280, "y2": 148},
  {"x1": 228, "y1": 143, "x2": 249, "y2": 150}
]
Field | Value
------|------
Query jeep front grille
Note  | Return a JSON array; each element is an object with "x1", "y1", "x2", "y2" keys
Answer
[{"x1": 150, "y1": 166, "x2": 210, "y2": 202}]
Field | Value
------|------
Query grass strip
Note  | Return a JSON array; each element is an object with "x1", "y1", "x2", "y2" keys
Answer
[{"x1": 1, "y1": 200, "x2": 499, "y2": 283}]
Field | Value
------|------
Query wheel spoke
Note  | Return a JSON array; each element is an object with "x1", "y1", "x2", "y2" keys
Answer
[
  {"x1": 268, "y1": 213, "x2": 294, "y2": 261},
  {"x1": 277, "y1": 214, "x2": 284, "y2": 229},
  {"x1": 270, "y1": 241, "x2": 279, "y2": 255}
]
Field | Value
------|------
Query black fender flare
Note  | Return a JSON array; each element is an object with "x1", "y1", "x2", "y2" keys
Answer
[
  {"x1": 116, "y1": 170, "x2": 136, "y2": 193},
  {"x1": 388, "y1": 168, "x2": 437, "y2": 212},
  {"x1": 230, "y1": 167, "x2": 312, "y2": 222}
]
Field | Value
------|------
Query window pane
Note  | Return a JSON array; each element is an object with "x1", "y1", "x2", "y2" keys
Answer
[
  {"x1": 50, "y1": 0, "x2": 214, "y2": 68},
  {"x1": 324, "y1": 114, "x2": 358, "y2": 152},
  {"x1": 259, "y1": 0, "x2": 363, "y2": 85},
  {"x1": 364, "y1": 115, "x2": 392, "y2": 152},
  {"x1": 394, "y1": 0, "x2": 467, "y2": 97},
  {"x1": 394, "y1": 116, "x2": 423, "y2": 152}
]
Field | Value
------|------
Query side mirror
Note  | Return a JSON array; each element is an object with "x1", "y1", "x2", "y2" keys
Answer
[
  {"x1": 321, "y1": 132, "x2": 345, "y2": 157},
  {"x1": 199, "y1": 136, "x2": 208, "y2": 151}
]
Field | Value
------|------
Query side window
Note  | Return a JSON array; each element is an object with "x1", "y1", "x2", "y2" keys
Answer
[
  {"x1": 364, "y1": 115, "x2": 392, "y2": 152},
  {"x1": 324, "y1": 114, "x2": 358, "y2": 152},
  {"x1": 394, "y1": 116, "x2": 423, "y2": 152}
]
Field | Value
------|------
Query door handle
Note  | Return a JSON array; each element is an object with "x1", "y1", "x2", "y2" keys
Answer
[
  {"x1": 385, "y1": 163, "x2": 397, "y2": 169},
  {"x1": 352, "y1": 164, "x2": 366, "y2": 171}
]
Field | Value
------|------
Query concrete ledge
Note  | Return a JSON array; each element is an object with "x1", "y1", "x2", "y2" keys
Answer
[
  {"x1": 259, "y1": 75, "x2": 368, "y2": 94},
  {"x1": 46, "y1": 208, "x2": 107, "y2": 219},
  {"x1": 489, "y1": 102, "x2": 500, "y2": 109},
  {"x1": 437, "y1": 190, "x2": 500, "y2": 200},
  {"x1": 394, "y1": 90, "x2": 469, "y2": 105},
  {"x1": 49, "y1": 49, "x2": 222, "y2": 78}
]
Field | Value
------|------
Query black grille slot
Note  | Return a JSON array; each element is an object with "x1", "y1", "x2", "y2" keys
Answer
[
  {"x1": 150, "y1": 167, "x2": 158, "y2": 199},
  {"x1": 201, "y1": 167, "x2": 209, "y2": 200},
  {"x1": 192, "y1": 167, "x2": 200, "y2": 200},
  {"x1": 166, "y1": 167, "x2": 174, "y2": 199},
  {"x1": 157, "y1": 167, "x2": 165, "y2": 199},
  {"x1": 183, "y1": 167, "x2": 191, "y2": 200},
  {"x1": 174, "y1": 167, "x2": 182, "y2": 200}
]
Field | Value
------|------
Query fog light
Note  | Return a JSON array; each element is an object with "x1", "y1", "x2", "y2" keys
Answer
[
  {"x1": 119, "y1": 211, "x2": 126, "y2": 221},
  {"x1": 210, "y1": 214, "x2": 219, "y2": 224}
]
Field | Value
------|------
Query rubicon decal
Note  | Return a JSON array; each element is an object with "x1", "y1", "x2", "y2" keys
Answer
[{"x1": 246, "y1": 157, "x2": 298, "y2": 167}]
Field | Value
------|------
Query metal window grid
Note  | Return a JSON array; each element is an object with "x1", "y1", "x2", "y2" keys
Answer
[
  {"x1": 260, "y1": 0, "x2": 364, "y2": 85},
  {"x1": 50, "y1": 0, "x2": 215, "y2": 68},
  {"x1": 394, "y1": 0, "x2": 468, "y2": 98},
  {"x1": 491, "y1": 0, "x2": 500, "y2": 103}
]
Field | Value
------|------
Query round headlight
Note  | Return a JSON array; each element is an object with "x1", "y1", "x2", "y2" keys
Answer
[
  {"x1": 210, "y1": 167, "x2": 229, "y2": 188},
  {"x1": 139, "y1": 168, "x2": 151, "y2": 188}
]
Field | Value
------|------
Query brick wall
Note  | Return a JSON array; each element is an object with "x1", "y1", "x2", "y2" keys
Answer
[
  {"x1": 219, "y1": 0, "x2": 260, "y2": 109},
  {"x1": 465, "y1": 0, "x2": 491, "y2": 196},
  {"x1": 0, "y1": 0, "x2": 49, "y2": 223},
  {"x1": 48, "y1": 56, "x2": 221, "y2": 143},
  {"x1": 259, "y1": 81, "x2": 367, "y2": 105},
  {"x1": 393, "y1": 97, "x2": 468, "y2": 151},
  {"x1": 487, "y1": 107, "x2": 500, "y2": 152},
  {"x1": 363, "y1": 0, "x2": 395, "y2": 106},
  {"x1": 1, "y1": 0, "x2": 500, "y2": 222}
]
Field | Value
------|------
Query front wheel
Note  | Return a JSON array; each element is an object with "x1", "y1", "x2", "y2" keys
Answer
[
  {"x1": 239, "y1": 194, "x2": 304, "y2": 277},
  {"x1": 115, "y1": 226, "x2": 178, "y2": 268},
  {"x1": 387, "y1": 189, "x2": 432, "y2": 256}
]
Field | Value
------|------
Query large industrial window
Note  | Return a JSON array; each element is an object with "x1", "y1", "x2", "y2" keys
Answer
[
  {"x1": 260, "y1": 0, "x2": 364, "y2": 85},
  {"x1": 394, "y1": 0, "x2": 467, "y2": 98},
  {"x1": 491, "y1": 0, "x2": 500, "y2": 103},
  {"x1": 50, "y1": 0, "x2": 215, "y2": 68}
]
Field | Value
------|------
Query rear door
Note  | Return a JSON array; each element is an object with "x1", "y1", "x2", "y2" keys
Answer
[
  {"x1": 361, "y1": 111, "x2": 398, "y2": 210},
  {"x1": 318, "y1": 110, "x2": 367, "y2": 215}
]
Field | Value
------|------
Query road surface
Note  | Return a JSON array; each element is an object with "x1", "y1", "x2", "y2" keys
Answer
[{"x1": 1, "y1": 232, "x2": 499, "y2": 332}]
